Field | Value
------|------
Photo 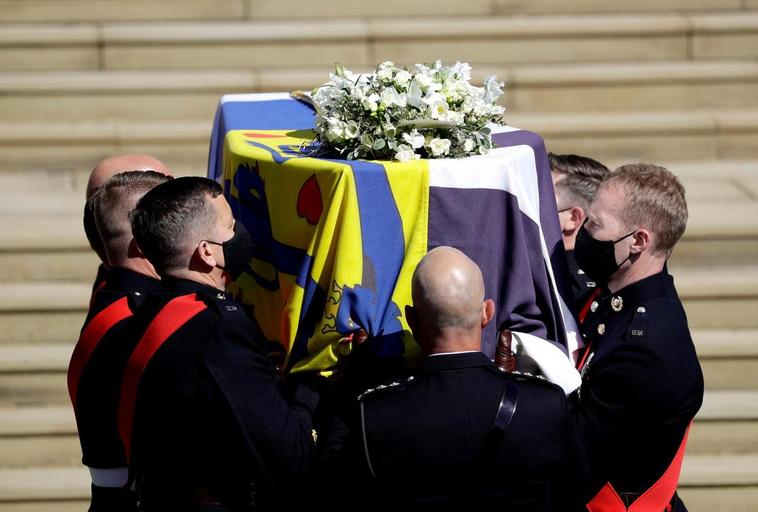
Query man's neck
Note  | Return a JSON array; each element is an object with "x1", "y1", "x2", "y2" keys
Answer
[
  {"x1": 110, "y1": 257, "x2": 159, "y2": 280},
  {"x1": 164, "y1": 268, "x2": 225, "y2": 291},
  {"x1": 426, "y1": 331, "x2": 481, "y2": 355},
  {"x1": 608, "y1": 255, "x2": 665, "y2": 294}
]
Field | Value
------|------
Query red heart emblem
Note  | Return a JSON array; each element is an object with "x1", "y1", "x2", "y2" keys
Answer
[{"x1": 297, "y1": 174, "x2": 323, "y2": 225}]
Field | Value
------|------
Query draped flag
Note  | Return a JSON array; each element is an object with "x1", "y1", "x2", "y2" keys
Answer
[{"x1": 208, "y1": 93, "x2": 580, "y2": 373}]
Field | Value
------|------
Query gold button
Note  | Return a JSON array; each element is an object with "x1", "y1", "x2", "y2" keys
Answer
[
  {"x1": 597, "y1": 323, "x2": 606, "y2": 335},
  {"x1": 611, "y1": 296, "x2": 623, "y2": 312}
]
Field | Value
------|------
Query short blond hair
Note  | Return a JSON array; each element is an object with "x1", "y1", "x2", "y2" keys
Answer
[{"x1": 602, "y1": 163, "x2": 687, "y2": 256}]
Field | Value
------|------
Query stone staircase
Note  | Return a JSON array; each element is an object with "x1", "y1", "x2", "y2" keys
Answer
[{"x1": 0, "y1": 0, "x2": 757, "y2": 510}]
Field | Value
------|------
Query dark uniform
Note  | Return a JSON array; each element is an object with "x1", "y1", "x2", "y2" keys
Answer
[
  {"x1": 565, "y1": 249, "x2": 597, "y2": 314},
  {"x1": 572, "y1": 268, "x2": 704, "y2": 510},
  {"x1": 68, "y1": 267, "x2": 160, "y2": 512},
  {"x1": 122, "y1": 277, "x2": 319, "y2": 511},
  {"x1": 321, "y1": 351, "x2": 569, "y2": 512}
]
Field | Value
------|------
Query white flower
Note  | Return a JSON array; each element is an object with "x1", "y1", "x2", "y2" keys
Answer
[
  {"x1": 377, "y1": 65, "x2": 394, "y2": 81},
  {"x1": 380, "y1": 87, "x2": 400, "y2": 107},
  {"x1": 429, "y1": 138, "x2": 451, "y2": 157},
  {"x1": 406, "y1": 81, "x2": 425, "y2": 109},
  {"x1": 483, "y1": 75, "x2": 505, "y2": 104},
  {"x1": 402, "y1": 130, "x2": 425, "y2": 149},
  {"x1": 395, "y1": 70, "x2": 412, "y2": 87},
  {"x1": 362, "y1": 93, "x2": 380, "y2": 112},
  {"x1": 395, "y1": 144, "x2": 418, "y2": 162},
  {"x1": 428, "y1": 99, "x2": 449, "y2": 120},
  {"x1": 312, "y1": 61, "x2": 505, "y2": 161},
  {"x1": 414, "y1": 72, "x2": 432, "y2": 88},
  {"x1": 344, "y1": 120, "x2": 360, "y2": 139}
]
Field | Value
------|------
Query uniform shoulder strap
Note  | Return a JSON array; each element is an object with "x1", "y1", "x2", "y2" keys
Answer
[
  {"x1": 68, "y1": 296, "x2": 133, "y2": 410},
  {"x1": 118, "y1": 293, "x2": 208, "y2": 461}
]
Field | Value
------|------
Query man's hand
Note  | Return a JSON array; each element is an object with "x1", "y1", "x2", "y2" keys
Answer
[{"x1": 495, "y1": 330, "x2": 516, "y2": 372}]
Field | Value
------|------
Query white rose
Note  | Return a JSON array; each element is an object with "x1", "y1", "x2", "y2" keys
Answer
[
  {"x1": 414, "y1": 72, "x2": 432, "y2": 88},
  {"x1": 380, "y1": 87, "x2": 400, "y2": 107},
  {"x1": 402, "y1": 130, "x2": 425, "y2": 149},
  {"x1": 429, "y1": 138, "x2": 451, "y2": 157},
  {"x1": 463, "y1": 139, "x2": 475, "y2": 152},
  {"x1": 394, "y1": 144, "x2": 418, "y2": 163},
  {"x1": 395, "y1": 70, "x2": 412, "y2": 87},
  {"x1": 377, "y1": 67, "x2": 394, "y2": 81}
]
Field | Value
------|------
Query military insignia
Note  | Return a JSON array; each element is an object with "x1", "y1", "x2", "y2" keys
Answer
[
  {"x1": 611, "y1": 296, "x2": 623, "y2": 312},
  {"x1": 216, "y1": 292, "x2": 226, "y2": 300},
  {"x1": 225, "y1": 305, "x2": 238, "y2": 312},
  {"x1": 597, "y1": 323, "x2": 606, "y2": 335}
]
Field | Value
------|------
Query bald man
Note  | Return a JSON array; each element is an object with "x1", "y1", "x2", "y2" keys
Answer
[
  {"x1": 320, "y1": 247, "x2": 572, "y2": 511},
  {"x1": 83, "y1": 154, "x2": 172, "y2": 296}
]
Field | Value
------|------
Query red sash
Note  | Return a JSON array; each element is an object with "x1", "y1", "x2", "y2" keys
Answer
[
  {"x1": 575, "y1": 287, "x2": 603, "y2": 370},
  {"x1": 118, "y1": 293, "x2": 208, "y2": 461},
  {"x1": 586, "y1": 424, "x2": 691, "y2": 512},
  {"x1": 68, "y1": 296, "x2": 133, "y2": 410}
]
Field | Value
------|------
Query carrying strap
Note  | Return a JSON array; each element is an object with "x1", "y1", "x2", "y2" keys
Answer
[
  {"x1": 118, "y1": 293, "x2": 208, "y2": 461},
  {"x1": 492, "y1": 379, "x2": 519, "y2": 435},
  {"x1": 68, "y1": 296, "x2": 133, "y2": 410},
  {"x1": 586, "y1": 424, "x2": 692, "y2": 512}
]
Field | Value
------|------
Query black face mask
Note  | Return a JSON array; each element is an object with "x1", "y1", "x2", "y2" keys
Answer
[
  {"x1": 574, "y1": 221, "x2": 636, "y2": 286},
  {"x1": 206, "y1": 222, "x2": 253, "y2": 280}
]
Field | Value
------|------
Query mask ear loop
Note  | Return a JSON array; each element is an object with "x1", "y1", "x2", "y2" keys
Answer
[{"x1": 613, "y1": 228, "x2": 639, "y2": 269}]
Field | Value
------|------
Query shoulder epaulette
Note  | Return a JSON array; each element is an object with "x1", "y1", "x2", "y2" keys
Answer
[{"x1": 357, "y1": 375, "x2": 414, "y2": 401}]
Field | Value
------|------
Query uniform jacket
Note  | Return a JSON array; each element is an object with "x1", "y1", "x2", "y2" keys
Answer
[
  {"x1": 125, "y1": 277, "x2": 318, "y2": 511},
  {"x1": 572, "y1": 268, "x2": 704, "y2": 506},
  {"x1": 321, "y1": 351, "x2": 569, "y2": 512},
  {"x1": 70, "y1": 266, "x2": 160, "y2": 470}
]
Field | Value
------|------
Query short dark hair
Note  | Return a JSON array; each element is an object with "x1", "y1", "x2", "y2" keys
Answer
[
  {"x1": 131, "y1": 177, "x2": 223, "y2": 273},
  {"x1": 95, "y1": 171, "x2": 172, "y2": 265},
  {"x1": 549, "y1": 153, "x2": 610, "y2": 211}
]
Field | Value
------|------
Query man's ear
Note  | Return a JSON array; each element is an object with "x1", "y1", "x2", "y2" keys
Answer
[
  {"x1": 193, "y1": 240, "x2": 218, "y2": 271},
  {"x1": 630, "y1": 228, "x2": 651, "y2": 255},
  {"x1": 481, "y1": 299, "x2": 495, "y2": 329},
  {"x1": 563, "y1": 206, "x2": 585, "y2": 233},
  {"x1": 405, "y1": 304, "x2": 418, "y2": 334}
]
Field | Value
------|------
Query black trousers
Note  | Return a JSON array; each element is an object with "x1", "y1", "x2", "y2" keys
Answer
[{"x1": 89, "y1": 484, "x2": 138, "y2": 512}]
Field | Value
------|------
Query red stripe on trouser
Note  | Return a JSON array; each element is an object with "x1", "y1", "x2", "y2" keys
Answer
[
  {"x1": 586, "y1": 424, "x2": 692, "y2": 512},
  {"x1": 68, "y1": 297, "x2": 133, "y2": 410},
  {"x1": 118, "y1": 293, "x2": 207, "y2": 461}
]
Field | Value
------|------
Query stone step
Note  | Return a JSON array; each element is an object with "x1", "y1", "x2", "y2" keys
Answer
[
  {"x1": 3, "y1": 61, "x2": 758, "y2": 122},
  {"x1": 694, "y1": 330, "x2": 758, "y2": 390},
  {"x1": 2, "y1": 110, "x2": 758, "y2": 173},
  {"x1": 0, "y1": 0, "x2": 751, "y2": 24},
  {"x1": 3, "y1": 13, "x2": 758, "y2": 72}
]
